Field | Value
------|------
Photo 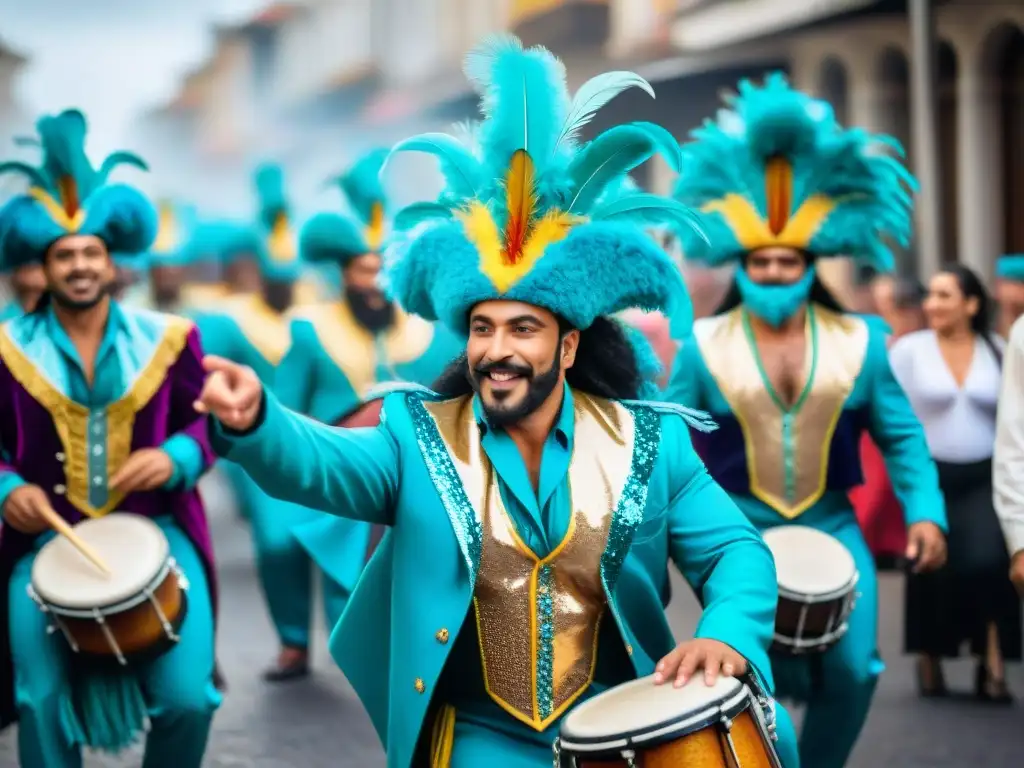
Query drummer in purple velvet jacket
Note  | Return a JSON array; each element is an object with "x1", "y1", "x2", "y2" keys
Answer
[{"x1": 0, "y1": 109, "x2": 220, "y2": 768}]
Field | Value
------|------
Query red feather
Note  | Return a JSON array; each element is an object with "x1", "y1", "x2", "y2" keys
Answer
[{"x1": 503, "y1": 149, "x2": 536, "y2": 265}]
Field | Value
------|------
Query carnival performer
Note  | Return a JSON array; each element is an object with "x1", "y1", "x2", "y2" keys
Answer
[
  {"x1": 0, "y1": 108, "x2": 220, "y2": 767},
  {"x1": 141, "y1": 198, "x2": 202, "y2": 314},
  {"x1": 196, "y1": 36, "x2": 800, "y2": 768},
  {"x1": 994, "y1": 253, "x2": 1024, "y2": 337},
  {"x1": 0, "y1": 261, "x2": 45, "y2": 320},
  {"x1": 665, "y1": 74, "x2": 947, "y2": 768},
  {"x1": 249, "y1": 148, "x2": 463, "y2": 682}
]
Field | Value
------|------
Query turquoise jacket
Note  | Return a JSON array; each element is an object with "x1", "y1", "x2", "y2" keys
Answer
[
  {"x1": 212, "y1": 386, "x2": 781, "y2": 768},
  {"x1": 663, "y1": 304, "x2": 946, "y2": 531}
]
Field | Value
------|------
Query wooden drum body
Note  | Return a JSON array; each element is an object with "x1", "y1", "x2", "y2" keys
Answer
[
  {"x1": 763, "y1": 526, "x2": 859, "y2": 655},
  {"x1": 28, "y1": 513, "x2": 189, "y2": 667},
  {"x1": 556, "y1": 675, "x2": 782, "y2": 768}
]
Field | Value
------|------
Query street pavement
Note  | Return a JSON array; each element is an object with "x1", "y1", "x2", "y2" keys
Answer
[{"x1": 1, "y1": 470, "x2": 1023, "y2": 766}]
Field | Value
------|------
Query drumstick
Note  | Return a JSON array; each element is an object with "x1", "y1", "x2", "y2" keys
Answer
[{"x1": 36, "y1": 504, "x2": 112, "y2": 577}]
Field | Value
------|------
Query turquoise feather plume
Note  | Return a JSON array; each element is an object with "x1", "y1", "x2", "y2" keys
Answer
[
  {"x1": 673, "y1": 72, "x2": 916, "y2": 270},
  {"x1": 383, "y1": 35, "x2": 700, "y2": 341},
  {"x1": 253, "y1": 162, "x2": 288, "y2": 227},
  {"x1": 0, "y1": 109, "x2": 148, "y2": 204},
  {"x1": 330, "y1": 147, "x2": 389, "y2": 226},
  {"x1": 388, "y1": 34, "x2": 693, "y2": 235}
]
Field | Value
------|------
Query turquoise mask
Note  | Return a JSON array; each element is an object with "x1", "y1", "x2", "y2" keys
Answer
[{"x1": 736, "y1": 266, "x2": 815, "y2": 328}]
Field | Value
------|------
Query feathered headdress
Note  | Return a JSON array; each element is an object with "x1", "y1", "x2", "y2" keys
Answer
[
  {"x1": 996, "y1": 254, "x2": 1024, "y2": 283},
  {"x1": 673, "y1": 73, "x2": 916, "y2": 271},
  {"x1": 0, "y1": 109, "x2": 156, "y2": 269},
  {"x1": 299, "y1": 148, "x2": 390, "y2": 267},
  {"x1": 382, "y1": 34, "x2": 700, "y2": 334},
  {"x1": 228, "y1": 162, "x2": 302, "y2": 282},
  {"x1": 148, "y1": 199, "x2": 200, "y2": 268}
]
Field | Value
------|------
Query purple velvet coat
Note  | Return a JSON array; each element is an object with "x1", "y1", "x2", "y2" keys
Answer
[{"x1": 0, "y1": 323, "x2": 218, "y2": 729}]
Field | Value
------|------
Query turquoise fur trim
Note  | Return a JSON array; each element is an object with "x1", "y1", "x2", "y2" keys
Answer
[
  {"x1": 997, "y1": 254, "x2": 1024, "y2": 282},
  {"x1": 387, "y1": 219, "x2": 688, "y2": 333},
  {"x1": 0, "y1": 108, "x2": 154, "y2": 269},
  {"x1": 674, "y1": 72, "x2": 915, "y2": 270},
  {"x1": 299, "y1": 212, "x2": 369, "y2": 265},
  {"x1": 382, "y1": 35, "x2": 698, "y2": 334}
]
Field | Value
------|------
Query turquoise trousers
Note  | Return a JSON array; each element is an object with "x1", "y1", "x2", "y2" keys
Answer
[
  {"x1": 249, "y1": 491, "x2": 350, "y2": 649},
  {"x1": 744, "y1": 502, "x2": 882, "y2": 768},
  {"x1": 9, "y1": 516, "x2": 221, "y2": 768}
]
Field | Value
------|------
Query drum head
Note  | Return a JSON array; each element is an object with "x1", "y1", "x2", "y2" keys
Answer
[
  {"x1": 560, "y1": 674, "x2": 744, "y2": 746},
  {"x1": 763, "y1": 525, "x2": 856, "y2": 596},
  {"x1": 31, "y1": 513, "x2": 169, "y2": 609}
]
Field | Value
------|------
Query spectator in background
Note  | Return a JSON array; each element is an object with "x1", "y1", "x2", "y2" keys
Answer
[
  {"x1": 853, "y1": 275, "x2": 926, "y2": 569},
  {"x1": 890, "y1": 264, "x2": 1019, "y2": 703}
]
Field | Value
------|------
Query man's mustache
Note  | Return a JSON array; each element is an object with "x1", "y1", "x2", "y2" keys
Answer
[
  {"x1": 474, "y1": 360, "x2": 533, "y2": 378},
  {"x1": 65, "y1": 271, "x2": 100, "y2": 282}
]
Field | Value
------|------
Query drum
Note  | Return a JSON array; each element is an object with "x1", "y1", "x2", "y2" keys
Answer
[
  {"x1": 763, "y1": 525, "x2": 859, "y2": 654},
  {"x1": 28, "y1": 513, "x2": 189, "y2": 667},
  {"x1": 557, "y1": 674, "x2": 781, "y2": 767}
]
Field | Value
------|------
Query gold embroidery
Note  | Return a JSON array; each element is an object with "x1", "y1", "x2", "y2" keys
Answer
[
  {"x1": 421, "y1": 391, "x2": 634, "y2": 730},
  {"x1": 294, "y1": 301, "x2": 435, "y2": 397},
  {"x1": 0, "y1": 317, "x2": 193, "y2": 517},
  {"x1": 696, "y1": 305, "x2": 869, "y2": 518},
  {"x1": 221, "y1": 294, "x2": 291, "y2": 366}
]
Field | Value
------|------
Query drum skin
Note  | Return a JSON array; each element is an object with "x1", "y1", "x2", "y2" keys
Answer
[
  {"x1": 59, "y1": 568, "x2": 184, "y2": 658},
  {"x1": 574, "y1": 710, "x2": 774, "y2": 767}
]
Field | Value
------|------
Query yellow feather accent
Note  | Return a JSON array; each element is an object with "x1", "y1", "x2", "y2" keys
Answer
[
  {"x1": 461, "y1": 202, "x2": 581, "y2": 293},
  {"x1": 28, "y1": 187, "x2": 85, "y2": 232},
  {"x1": 267, "y1": 211, "x2": 297, "y2": 262},
  {"x1": 703, "y1": 193, "x2": 838, "y2": 252},
  {"x1": 503, "y1": 149, "x2": 537, "y2": 265},
  {"x1": 365, "y1": 202, "x2": 385, "y2": 251},
  {"x1": 152, "y1": 203, "x2": 178, "y2": 253}
]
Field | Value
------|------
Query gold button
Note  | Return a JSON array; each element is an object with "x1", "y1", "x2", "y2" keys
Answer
[
  {"x1": 625, "y1": 644, "x2": 633, "y2": 656},
  {"x1": 414, "y1": 678, "x2": 426, "y2": 694},
  {"x1": 435, "y1": 628, "x2": 449, "y2": 644}
]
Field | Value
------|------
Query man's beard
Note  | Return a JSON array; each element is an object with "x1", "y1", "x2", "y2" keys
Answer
[
  {"x1": 50, "y1": 275, "x2": 111, "y2": 311},
  {"x1": 346, "y1": 286, "x2": 395, "y2": 333},
  {"x1": 468, "y1": 345, "x2": 562, "y2": 428}
]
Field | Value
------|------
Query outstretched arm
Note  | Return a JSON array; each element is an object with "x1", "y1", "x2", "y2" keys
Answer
[
  {"x1": 661, "y1": 415, "x2": 778, "y2": 692},
  {"x1": 210, "y1": 386, "x2": 399, "y2": 525}
]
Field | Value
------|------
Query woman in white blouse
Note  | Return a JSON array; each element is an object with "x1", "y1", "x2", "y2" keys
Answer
[{"x1": 889, "y1": 264, "x2": 1019, "y2": 703}]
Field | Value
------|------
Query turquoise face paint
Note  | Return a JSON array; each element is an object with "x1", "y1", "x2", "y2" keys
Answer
[{"x1": 736, "y1": 266, "x2": 815, "y2": 327}]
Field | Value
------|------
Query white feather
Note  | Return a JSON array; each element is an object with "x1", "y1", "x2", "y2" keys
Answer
[{"x1": 557, "y1": 71, "x2": 655, "y2": 149}]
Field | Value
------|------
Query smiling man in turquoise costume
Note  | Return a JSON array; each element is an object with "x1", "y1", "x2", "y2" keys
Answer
[
  {"x1": 196, "y1": 35, "x2": 799, "y2": 768},
  {"x1": 248, "y1": 148, "x2": 463, "y2": 682},
  {"x1": 665, "y1": 74, "x2": 947, "y2": 768},
  {"x1": 0, "y1": 109, "x2": 220, "y2": 767}
]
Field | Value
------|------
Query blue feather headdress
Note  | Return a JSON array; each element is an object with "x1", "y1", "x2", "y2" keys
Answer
[
  {"x1": 229, "y1": 162, "x2": 302, "y2": 282},
  {"x1": 148, "y1": 199, "x2": 200, "y2": 268},
  {"x1": 299, "y1": 148, "x2": 390, "y2": 267},
  {"x1": 0, "y1": 109, "x2": 156, "y2": 270},
  {"x1": 382, "y1": 34, "x2": 700, "y2": 335},
  {"x1": 996, "y1": 254, "x2": 1024, "y2": 282},
  {"x1": 673, "y1": 73, "x2": 916, "y2": 272}
]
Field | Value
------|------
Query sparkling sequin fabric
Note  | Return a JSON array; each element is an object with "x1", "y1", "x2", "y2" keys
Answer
[{"x1": 412, "y1": 391, "x2": 663, "y2": 731}]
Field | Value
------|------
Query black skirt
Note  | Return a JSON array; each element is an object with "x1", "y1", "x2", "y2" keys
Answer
[{"x1": 904, "y1": 458, "x2": 1022, "y2": 659}]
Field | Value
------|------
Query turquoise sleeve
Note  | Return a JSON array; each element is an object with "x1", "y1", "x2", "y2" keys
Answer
[
  {"x1": 662, "y1": 415, "x2": 778, "y2": 693},
  {"x1": 0, "y1": 471, "x2": 26, "y2": 509},
  {"x1": 160, "y1": 433, "x2": 205, "y2": 491},
  {"x1": 865, "y1": 326, "x2": 947, "y2": 530},
  {"x1": 210, "y1": 389, "x2": 399, "y2": 524},
  {"x1": 274, "y1": 318, "x2": 317, "y2": 414},
  {"x1": 660, "y1": 335, "x2": 704, "y2": 408}
]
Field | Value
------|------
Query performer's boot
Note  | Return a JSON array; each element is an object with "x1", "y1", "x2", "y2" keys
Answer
[{"x1": 263, "y1": 646, "x2": 309, "y2": 682}]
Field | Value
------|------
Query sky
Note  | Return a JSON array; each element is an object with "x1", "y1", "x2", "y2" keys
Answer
[{"x1": 0, "y1": 0, "x2": 266, "y2": 154}]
